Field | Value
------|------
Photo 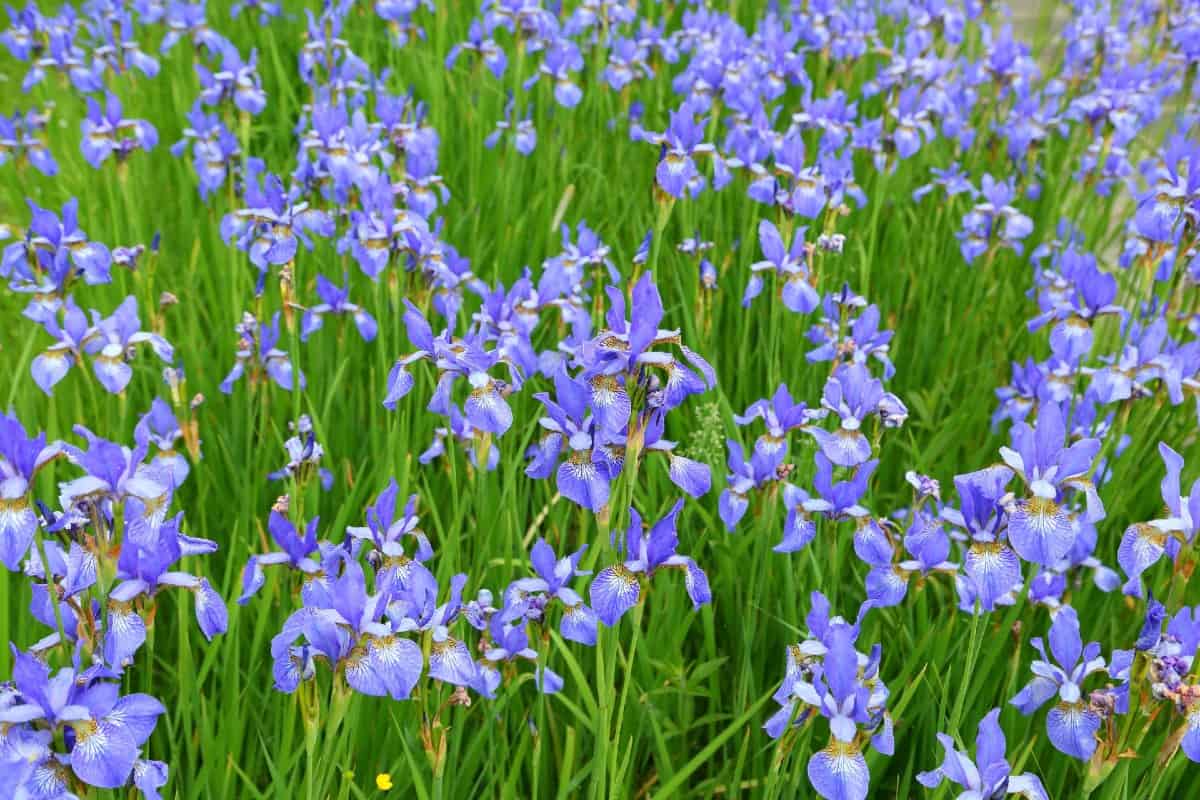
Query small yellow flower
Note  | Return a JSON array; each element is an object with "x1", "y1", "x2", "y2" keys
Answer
[{"x1": 376, "y1": 773, "x2": 393, "y2": 791}]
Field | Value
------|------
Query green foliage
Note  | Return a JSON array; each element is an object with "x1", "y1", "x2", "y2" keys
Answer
[{"x1": 1, "y1": 1, "x2": 1197, "y2": 797}]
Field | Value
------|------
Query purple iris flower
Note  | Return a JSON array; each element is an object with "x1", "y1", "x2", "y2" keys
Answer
[
  {"x1": 301, "y1": 273, "x2": 377, "y2": 342},
  {"x1": 1125, "y1": 600, "x2": 1200, "y2": 761},
  {"x1": 484, "y1": 97, "x2": 537, "y2": 156},
  {"x1": 196, "y1": 42, "x2": 267, "y2": 115},
  {"x1": 634, "y1": 100, "x2": 720, "y2": 199},
  {"x1": 81, "y1": 92, "x2": 158, "y2": 169},
  {"x1": 589, "y1": 500, "x2": 710, "y2": 626},
  {"x1": 806, "y1": 286, "x2": 896, "y2": 379},
  {"x1": 171, "y1": 104, "x2": 240, "y2": 200},
  {"x1": 3, "y1": 198, "x2": 111, "y2": 296},
  {"x1": 1118, "y1": 442, "x2": 1200, "y2": 596},
  {"x1": 220, "y1": 312, "x2": 304, "y2": 394},
  {"x1": 1028, "y1": 252, "x2": 1122, "y2": 365},
  {"x1": 0, "y1": 647, "x2": 165, "y2": 791},
  {"x1": 957, "y1": 174, "x2": 1034, "y2": 263},
  {"x1": 0, "y1": 412, "x2": 61, "y2": 570},
  {"x1": 913, "y1": 163, "x2": 976, "y2": 202},
  {"x1": 943, "y1": 465, "x2": 1024, "y2": 612},
  {"x1": 586, "y1": 272, "x2": 716, "y2": 413},
  {"x1": 109, "y1": 512, "x2": 227, "y2": 647},
  {"x1": 774, "y1": 483, "x2": 820, "y2": 553},
  {"x1": 272, "y1": 557, "x2": 424, "y2": 700},
  {"x1": 231, "y1": 0, "x2": 282, "y2": 26},
  {"x1": 718, "y1": 437, "x2": 778, "y2": 532},
  {"x1": 267, "y1": 415, "x2": 333, "y2": 491},
  {"x1": 89, "y1": 10, "x2": 159, "y2": 80},
  {"x1": 1010, "y1": 606, "x2": 1108, "y2": 760},
  {"x1": 527, "y1": 368, "x2": 614, "y2": 512},
  {"x1": 445, "y1": 20, "x2": 506, "y2": 78},
  {"x1": 23, "y1": 30, "x2": 103, "y2": 93},
  {"x1": 999, "y1": 401, "x2": 1103, "y2": 566},
  {"x1": 861, "y1": 511, "x2": 957, "y2": 608},
  {"x1": 748, "y1": 130, "x2": 825, "y2": 217},
  {"x1": 1088, "y1": 317, "x2": 1174, "y2": 404},
  {"x1": 0, "y1": 105, "x2": 56, "y2": 175},
  {"x1": 383, "y1": 299, "x2": 519, "y2": 436},
  {"x1": 340, "y1": 173, "x2": 431, "y2": 279},
  {"x1": 743, "y1": 219, "x2": 818, "y2": 313},
  {"x1": 54, "y1": 423, "x2": 171, "y2": 551},
  {"x1": 605, "y1": 36, "x2": 653, "y2": 90},
  {"x1": 0, "y1": 3, "x2": 41, "y2": 60},
  {"x1": 806, "y1": 363, "x2": 904, "y2": 468},
  {"x1": 764, "y1": 593, "x2": 891, "y2": 800},
  {"x1": 28, "y1": 297, "x2": 171, "y2": 398},
  {"x1": 238, "y1": 512, "x2": 325, "y2": 605},
  {"x1": 83, "y1": 297, "x2": 175, "y2": 395},
  {"x1": 134, "y1": 398, "x2": 190, "y2": 488},
  {"x1": 1133, "y1": 134, "x2": 1200, "y2": 244},
  {"x1": 401, "y1": 137, "x2": 449, "y2": 219},
  {"x1": 917, "y1": 708, "x2": 1049, "y2": 799},
  {"x1": 385, "y1": 566, "x2": 488, "y2": 694},
  {"x1": 523, "y1": 37, "x2": 584, "y2": 108},
  {"x1": 732, "y1": 383, "x2": 818, "y2": 476},
  {"x1": 508, "y1": 538, "x2": 597, "y2": 646},
  {"x1": 301, "y1": 102, "x2": 389, "y2": 199},
  {"x1": 478, "y1": 615, "x2": 563, "y2": 695},
  {"x1": 889, "y1": 85, "x2": 936, "y2": 160},
  {"x1": 808, "y1": 453, "x2": 877, "y2": 520},
  {"x1": 161, "y1": 2, "x2": 227, "y2": 55},
  {"x1": 220, "y1": 163, "x2": 334, "y2": 271},
  {"x1": 346, "y1": 480, "x2": 434, "y2": 586}
]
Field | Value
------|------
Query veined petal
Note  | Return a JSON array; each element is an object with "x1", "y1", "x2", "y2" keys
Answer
[
  {"x1": 1007, "y1": 773, "x2": 1050, "y2": 800},
  {"x1": 345, "y1": 643, "x2": 388, "y2": 697},
  {"x1": 557, "y1": 456, "x2": 610, "y2": 513},
  {"x1": 370, "y1": 636, "x2": 423, "y2": 700},
  {"x1": 807, "y1": 740, "x2": 869, "y2": 800},
  {"x1": 1008, "y1": 497, "x2": 1074, "y2": 566},
  {"x1": 193, "y1": 578, "x2": 228, "y2": 640},
  {"x1": 107, "y1": 693, "x2": 165, "y2": 745},
  {"x1": 683, "y1": 558, "x2": 711, "y2": 609},
  {"x1": 465, "y1": 380, "x2": 513, "y2": 436},
  {"x1": 70, "y1": 718, "x2": 139, "y2": 788},
  {"x1": 1045, "y1": 702, "x2": 1099, "y2": 760},
  {"x1": 428, "y1": 636, "x2": 478, "y2": 687},
  {"x1": 668, "y1": 455, "x2": 711, "y2": 498},
  {"x1": 1010, "y1": 676, "x2": 1057, "y2": 715},
  {"x1": 560, "y1": 603, "x2": 598, "y2": 646},
  {"x1": 103, "y1": 601, "x2": 146, "y2": 669},
  {"x1": 1181, "y1": 708, "x2": 1200, "y2": 763},
  {"x1": 589, "y1": 565, "x2": 640, "y2": 626},
  {"x1": 1117, "y1": 524, "x2": 1165, "y2": 596},
  {"x1": 32, "y1": 351, "x2": 73, "y2": 395},
  {"x1": 0, "y1": 489, "x2": 36, "y2": 571},
  {"x1": 964, "y1": 542, "x2": 1022, "y2": 612}
]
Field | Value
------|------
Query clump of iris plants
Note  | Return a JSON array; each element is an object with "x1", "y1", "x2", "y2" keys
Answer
[
  {"x1": 0, "y1": 403, "x2": 220, "y2": 797},
  {"x1": 3, "y1": 0, "x2": 1200, "y2": 796}
]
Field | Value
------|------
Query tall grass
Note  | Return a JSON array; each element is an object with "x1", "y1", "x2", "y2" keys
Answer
[{"x1": 1, "y1": 1, "x2": 1197, "y2": 797}]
